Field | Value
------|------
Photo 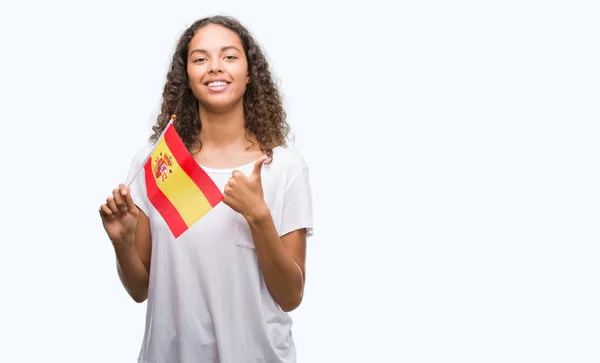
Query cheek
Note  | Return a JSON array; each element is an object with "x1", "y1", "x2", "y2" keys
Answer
[
  {"x1": 231, "y1": 83, "x2": 247, "y2": 99},
  {"x1": 187, "y1": 68, "x2": 206, "y2": 97},
  {"x1": 232, "y1": 67, "x2": 249, "y2": 95},
  {"x1": 187, "y1": 66, "x2": 205, "y2": 85}
]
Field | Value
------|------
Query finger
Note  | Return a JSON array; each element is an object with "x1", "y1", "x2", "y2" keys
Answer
[
  {"x1": 122, "y1": 187, "x2": 137, "y2": 212},
  {"x1": 222, "y1": 186, "x2": 230, "y2": 205},
  {"x1": 231, "y1": 169, "x2": 244, "y2": 179},
  {"x1": 227, "y1": 177, "x2": 236, "y2": 188},
  {"x1": 118, "y1": 183, "x2": 128, "y2": 196},
  {"x1": 222, "y1": 197, "x2": 230, "y2": 207},
  {"x1": 106, "y1": 196, "x2": 119, "y2": 214},
  {"x1": 112, "y1": 188, "x2": 127, "y2": 211},
  {"x1": 99, "y1": 204, "x2": 113, "y2": 218},
  {"x1": 252, "y1": 155, "x2": 269, "y2": 178}
]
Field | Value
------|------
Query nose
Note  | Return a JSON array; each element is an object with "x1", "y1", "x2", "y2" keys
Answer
[{"x1": 209, "y1": 60, "x2": 223, "y2": 74}]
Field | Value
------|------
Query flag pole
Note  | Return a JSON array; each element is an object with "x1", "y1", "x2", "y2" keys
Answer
[{"x1": 125, "y1": 114, "x2": 177, "y2": 188}]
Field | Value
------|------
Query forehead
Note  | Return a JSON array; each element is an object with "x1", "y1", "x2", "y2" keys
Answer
[{"x1": 189, "y1": 24, "x2": 243, "y2": 51}]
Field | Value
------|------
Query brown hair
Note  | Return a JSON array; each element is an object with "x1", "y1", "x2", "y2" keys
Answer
[{"x1": 149, "y1": 15, "x2": 290, "y2": 158}]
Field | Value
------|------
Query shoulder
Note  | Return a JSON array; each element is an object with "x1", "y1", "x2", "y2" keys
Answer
[
  {"x1": 271, "y1": 146, "x2": 309, "y2": 168},
  {"x1": 269, "y1": 146, "x2": 309, "y2": 176},
  {"x1": 125, "y1": 143, "x2": 154, "y2": 182},
  {"x1": 128, "y1": 143, "x2": 155, "y2": 169}
]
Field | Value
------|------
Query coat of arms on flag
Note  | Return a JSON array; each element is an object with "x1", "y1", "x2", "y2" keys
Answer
[{"x1": 152, "y1": 152, "x2": 174, "y2": 184}]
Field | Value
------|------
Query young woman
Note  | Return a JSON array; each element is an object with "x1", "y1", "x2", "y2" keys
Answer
[{"x1": 99, "y1": 15, "x2": 314, "y2": 363}]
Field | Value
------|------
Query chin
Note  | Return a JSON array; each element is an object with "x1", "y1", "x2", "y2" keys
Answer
[{"x1": 200, "y1": 98, "x2": 244, "y2": 113}]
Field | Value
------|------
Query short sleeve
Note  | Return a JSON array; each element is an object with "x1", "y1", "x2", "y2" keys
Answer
[
  {"x1": 124, "y1": 145, "x2": 153, "y2": 217},
  {"x1": 279, "y1": 162, "x2": 314, "y2": 238}
]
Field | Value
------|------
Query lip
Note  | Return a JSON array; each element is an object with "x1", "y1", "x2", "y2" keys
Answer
[{"x1": 204, "y1": 79, "x2": 231, "y2": 92}]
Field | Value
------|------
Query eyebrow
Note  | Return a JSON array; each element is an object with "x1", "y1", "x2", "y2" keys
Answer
[{"x1": 189, "y1": 46, "x2": 242, "y2": 57}]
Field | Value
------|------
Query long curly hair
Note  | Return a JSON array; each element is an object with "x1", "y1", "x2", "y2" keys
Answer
[{"x1": 149, "y1": 15, "x2": 290, "y2": 158}]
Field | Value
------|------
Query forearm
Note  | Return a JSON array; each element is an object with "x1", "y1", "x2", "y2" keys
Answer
[
  {"x1": 113, "y1": 239, "x2": 149, "y2": 303},
  {"x1": 246, "y1": 206, "x2": 304, "y2": 312}
]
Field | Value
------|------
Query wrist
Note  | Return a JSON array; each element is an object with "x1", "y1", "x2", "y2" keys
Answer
[
  {"x1": 245, "y1": 202, "x2": 271, "y2": 226},
  {"x1": 112, "y1": 235, "x2": 135, "y2": 251}
]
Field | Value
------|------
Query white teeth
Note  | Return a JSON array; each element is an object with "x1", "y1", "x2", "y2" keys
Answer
[{"x1": 208, "y1": 81, "x2": 227, "y2": 87}]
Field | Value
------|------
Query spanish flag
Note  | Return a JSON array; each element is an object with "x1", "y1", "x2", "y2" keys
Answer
[{"x1": 143, "y1": 116, "x2": 223, "y2": 237}]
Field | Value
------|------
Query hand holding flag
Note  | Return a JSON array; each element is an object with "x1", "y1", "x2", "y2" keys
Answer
[
  {"x1": 223, "y1": 155, "x2": 271, "y2": 219},
  {"x1": 99, "y1": 184, "x2": 140, "y2": 245}
]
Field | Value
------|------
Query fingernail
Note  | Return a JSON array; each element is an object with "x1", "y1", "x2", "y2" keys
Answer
[{"x1": 121, "y1": 190, "x2": 127, "y2": 195}]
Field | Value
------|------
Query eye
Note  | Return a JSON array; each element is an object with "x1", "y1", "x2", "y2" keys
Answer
[
  {"x1": 193, "y1": 57, "x2": 207, "y2": 63},
  {"x1": 224, "y1": 55, "x2": 238, "y2": 60}
]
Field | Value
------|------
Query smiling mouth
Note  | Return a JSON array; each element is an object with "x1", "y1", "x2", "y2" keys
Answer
[{"x1": 205, "y1": 81, "x2": 230, "y2": 87}]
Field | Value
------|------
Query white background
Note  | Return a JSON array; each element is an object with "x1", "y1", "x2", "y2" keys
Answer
[{"x1": 0, "y1": 0, "x2": 598, "y2": 362}]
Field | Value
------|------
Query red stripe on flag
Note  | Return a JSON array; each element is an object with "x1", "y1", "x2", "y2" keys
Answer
[
  {"x1": 144, "y1": 161, "x2": 189, "y2": 238},
  {"x1": 163, "y1": 125, "x2": 224, "y2": 207}
]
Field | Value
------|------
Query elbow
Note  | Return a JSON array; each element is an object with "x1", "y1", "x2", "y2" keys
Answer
[
  {"x1": 132, "y1": 294, "x2": 147, "y2": 303},
  {"x1": 281, "y1": 304, "x2": 298, "y2": 313},
  {"x1": 280, "y1": 291, "x2": 304, "y2": 313},
  {"x1": 128, "y1": 288, "x2": 148, "y2": 303}
]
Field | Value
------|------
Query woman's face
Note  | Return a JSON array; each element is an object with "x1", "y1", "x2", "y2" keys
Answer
[{"x1": 187, "y1": 24, "x2": 249, "y2": 113}]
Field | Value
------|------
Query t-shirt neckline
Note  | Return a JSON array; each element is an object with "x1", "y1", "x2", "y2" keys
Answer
[{"x1": 198, "y1": 146, "x2": 281, "y2": 174}]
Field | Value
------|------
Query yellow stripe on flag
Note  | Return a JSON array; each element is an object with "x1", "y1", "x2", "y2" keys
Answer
[{"x1": 151, "y1": 137, "x2": 213, "y2": 227}]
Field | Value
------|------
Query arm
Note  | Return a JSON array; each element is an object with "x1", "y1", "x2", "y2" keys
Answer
[
  {"x1": 114, "y1": 209, "x2": 152, "y2": 303},
  {"x1": 246, "y1": 206, "x2": 306, "y2": 312},
  {"x1": 101, "y1": 185, "x2": 152, "y2": 303},
  {"x1": 223, "y1": 155, "x2": 312, "y2": 312}
]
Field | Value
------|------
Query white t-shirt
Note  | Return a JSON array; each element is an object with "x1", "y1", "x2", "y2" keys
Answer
[{"x1": 125, "y1": 145, "x2": 314, "y2": 363}]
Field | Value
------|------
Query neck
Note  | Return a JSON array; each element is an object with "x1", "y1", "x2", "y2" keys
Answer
[{"x1": 197, "y1": 101, "x2": 251, "y2": 150}]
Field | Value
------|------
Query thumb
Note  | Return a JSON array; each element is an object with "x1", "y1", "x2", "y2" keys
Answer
[{"x1": 252, "y1": 155, "x2": 269, "y2": 178}]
